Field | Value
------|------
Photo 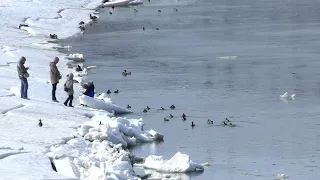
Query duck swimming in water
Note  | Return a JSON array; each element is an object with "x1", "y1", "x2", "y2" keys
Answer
[
  {"x1": 173, "y1": 8, "x2": 178, "y2": 11},
  {"x1": 182, "y1": 113, "x2": 186, "y2": 118},
  {"x1": 191, "y1": 121, "x2": 195, "y2": 127},
  {"x1": 169, "y1": 114, "x2": 173, "y2": 118},
  {"x1": 147, "y1": 106, "x2": 150, "y2": 110},
  {"x1": 122, "y1": 70, "x2": 131, "y2": 76},
  {"x1": 143, "y1": 27, "x2": 145, "y2": 31},
  {"x1": 79, "y1": 21, "x2": 85, "y2": 25},
  {"x1": 160, "y1": 107, "x2": 165, "y2": 110},
  {"x1": 170, "y1": 104, "x2": 175, "y2": 109},
  {"x1": 222, "y1": 121, "x2": 228, "y2": 126},
  {"x1": 114, "y1": 89, "x2": 119, "y2": 93},
  {"x1": 225, "y1": 118, "x2": 230, "y2": 122},
  {"x1": 109, "y1": 12, "x2": 112, "y2": 15},
  {"x1": 127, "y1": 105, "x2": 131, "y2": 109},
  {"x1": 143, "y1": 109, "x2": 148, "y2": 113},
  {"x1": 107, "y1": 89, "x2": 111, "y2": 94},
  {"x1": 207, "y1": 119, "x2": 213, "y2": 124},
  {"x1": 164, "y1": 117, "x2": 169, "y2": 121},
  {"x1": 228, "y1": 123, "x2": 236, "y2": 127},
  {"x1": 182, "y1": 116, "x2": 186, "y2": 121},
  {"x1": 158, "y1": 10, "x2": 161, "y2": 13}
]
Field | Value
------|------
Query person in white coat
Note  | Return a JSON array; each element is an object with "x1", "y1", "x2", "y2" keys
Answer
[{"x1": 63, "y1": 73, "x2": 74, "y2": 107}]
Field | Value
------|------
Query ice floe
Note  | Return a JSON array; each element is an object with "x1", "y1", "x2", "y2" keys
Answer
[
  {"x1": 137, "y1": 152, "x2": 204, "y2": 173},
  {"x1": 102, "y1": 0, "x2": 135, "y2": 7},
  {"x1": 66, "y1": 53, "x2": 85, "y2": 62},
  {"x1": 279, "y1": 92, "x2": 296, "y2": 100},
  {"x1": 79, "y1": 94, "x2": 132, "y2": 114}
]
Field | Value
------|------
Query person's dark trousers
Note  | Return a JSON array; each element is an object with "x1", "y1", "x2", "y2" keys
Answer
[
  {"x1": 52, "y1": 83, "x2": 57, "y2": 101},
  {"x1": 20, "y1": 77, "x2": 28, "y2": 99},
  {"x1": 64, "y1": 95, "x2": 73, "y2": 106}
]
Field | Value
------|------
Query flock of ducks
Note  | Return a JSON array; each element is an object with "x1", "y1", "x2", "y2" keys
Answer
[
  {"x1": 78, "y1": 6, "x2": 180, "y2": 33},
  {"x1": 124, "y1": 103, "x2": 237, "y2": 128},
  {"x1": 142, "y1": 8, "x2": 178, "y2": 31},
  {"x1": 18, "y1": 3, "x2": 179, "y2": 41}
]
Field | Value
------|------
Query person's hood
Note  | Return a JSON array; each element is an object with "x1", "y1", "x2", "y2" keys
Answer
[
  {"x1": 67, "y1": 73, "x2": 74, "y2": 80},
  {"x1": 19, "y1": 56, "x2": 26, "y2": 63}
]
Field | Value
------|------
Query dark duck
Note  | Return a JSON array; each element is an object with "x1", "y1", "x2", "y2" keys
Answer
[
  {"x1": 90, "y1": 14, "x2": 98, "y2": 21},
  {"x1": 182, "y1": 113, "x2": 186, "y2": 118},
  {"x1": 191, "y1": 121, "x2": 195, "y2": 127},
  {"x1": 38, "y1": 119, "x2": 43, "y2": 127},
  {"x1": 75, "y1": 65, "x2": 82, "y2": 72}
]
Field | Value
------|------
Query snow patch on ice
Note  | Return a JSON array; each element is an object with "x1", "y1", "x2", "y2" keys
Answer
[{"x1": 137, "y1": 152, "x2": 204, "y2": 173}]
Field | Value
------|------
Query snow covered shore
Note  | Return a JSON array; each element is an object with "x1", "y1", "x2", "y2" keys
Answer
[{"x1": 0, "y1": 0, "x2": 204, "y2": 179}]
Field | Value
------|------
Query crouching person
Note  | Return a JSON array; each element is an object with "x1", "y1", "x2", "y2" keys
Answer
[
  {"x1": 64, "y1": 73, "x2": 74, "y2": 107},
  {"x1": 83, "y1": 81, "x2": 95, "y2": 97}
]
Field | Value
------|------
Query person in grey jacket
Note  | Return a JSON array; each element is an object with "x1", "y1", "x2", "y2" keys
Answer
[
  {"x1": 63, "y1": 73, "x2": 74, "y2": 107},
  {"x1": 17, "y1": 56, "x2": 29, "y2": 100},
  {"x1": 50, "y1": 57, "x2": 61, "y2": 102}
]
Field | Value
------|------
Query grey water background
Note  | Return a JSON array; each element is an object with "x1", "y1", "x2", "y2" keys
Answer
[{"x1": 60, "y1": 0, "x2": 320, "y2": 179}]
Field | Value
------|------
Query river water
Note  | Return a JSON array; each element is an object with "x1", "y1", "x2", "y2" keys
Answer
[{"x1": 60, "y1": 0, "x2": 320, "y2": 179}]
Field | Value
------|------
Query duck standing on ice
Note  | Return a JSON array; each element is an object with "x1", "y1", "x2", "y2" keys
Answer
[
  {"x1": 38, "y1": 119, "x2": 43, "y2": 127},
  {"x1": 90, "y1": 14, "x2": 98, "y2": 21},
  {"x1": 75, "y1": 65, "x2": 82, "y2": 72}
]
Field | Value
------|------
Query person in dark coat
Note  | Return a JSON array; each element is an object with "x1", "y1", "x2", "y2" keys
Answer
[
  {"x1": 83, "y1": 81, "x2": 95, "y2": 97},
  {"x1": 17, "y1": 56, "x2": 29, "y2": 99}
]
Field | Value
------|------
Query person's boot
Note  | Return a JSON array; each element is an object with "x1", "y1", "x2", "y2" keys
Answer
[
  {"x1": 69, "y1": 104, "x2": 74, "y2": 107},
  {"x1": 64, "y1": 102, "x2": 67, "y2": 106}
]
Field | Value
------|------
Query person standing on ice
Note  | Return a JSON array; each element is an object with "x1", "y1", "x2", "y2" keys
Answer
[
  {"x1": 17, "y1": 56, "x2": 29, "y2": 100},
  {"x1": 50, "y1": 57, "x2": 61, "y2": 102},
  {"x1": 63, "y1": 73, "x2": 74, "y2": 107}
]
